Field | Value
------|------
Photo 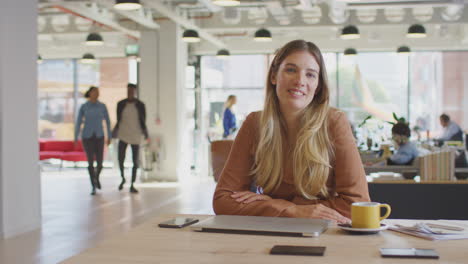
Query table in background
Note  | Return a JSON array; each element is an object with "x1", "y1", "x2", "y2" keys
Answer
[{"x1": 62, "y1": 214, "x2": 468, "y2": 264}]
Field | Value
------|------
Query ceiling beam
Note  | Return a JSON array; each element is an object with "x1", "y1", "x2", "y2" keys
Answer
[
  {"x1": 98, "y1": 1, "x2": 160, "y2": 30},
  {"x1": 265, "y1": 2, "x2": 291, "y2": 25},
  {"x1": 142, "y1": 0, "x2": 226, "y2": 48},
  {"x1": 41, "y1": 2, "x2": 140, "y2": 39},
  {"x1": 197, "y1": 0, "x2": 222, "y2": 13},
  {"x1": 113, "y1": 9, "x2": 159, "y2": 30}
]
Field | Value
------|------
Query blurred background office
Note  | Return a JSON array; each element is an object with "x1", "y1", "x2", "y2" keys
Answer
[{"x1": 1, "y1": 1, "x2": 468, "y2": 263}]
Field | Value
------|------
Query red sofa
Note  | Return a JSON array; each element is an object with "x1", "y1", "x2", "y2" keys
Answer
[{"x1": 39, "y1": 140, "x2": 87, "y2": 162}]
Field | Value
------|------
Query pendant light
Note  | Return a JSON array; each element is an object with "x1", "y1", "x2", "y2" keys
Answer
[
  {"x1": 407, "y1": 24, "x2": 426, "y2": 38},
  {"x1": 254, "y1": 28, "x2": 272, "y2": 42},
  {"x1": 85, "y1": 32, "x2": 104, "y2": 46},
  {"x1": 37, "y1": 55, "x2": 43, "y2": 64},
  {"x1": 81, "y1": 53, "x2": 97, "y2": 64},
  {"x1": 341, "y1": 25, "x2": 360, "y2": 40},
  {"x1": 216, "y1": 49, "x2": 230, "y2": 58},
  {"x1": 344, "y1": 48, "x2": 357, "y2": 56},
  {"x1": 114, "y1": 0, "x2": 142, "y2": 11},
  {"x1": 182, "y1": 29, "x2": 200, "y2": 43},
  {"x1": 397, "y1": 46, "x2": 411, "y2": 53},
  {"x1": 212, "y1": 0, "x2": 240, "y2": 6}
]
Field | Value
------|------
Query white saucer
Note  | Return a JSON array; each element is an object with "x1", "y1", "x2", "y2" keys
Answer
[{"x1": 338, "y1": 223, "x2": 388, "y2": 234}]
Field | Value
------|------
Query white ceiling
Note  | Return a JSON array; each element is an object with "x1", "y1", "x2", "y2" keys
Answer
[{"x1": 38, "y1": 0, "x2": 468, "y2": 58}]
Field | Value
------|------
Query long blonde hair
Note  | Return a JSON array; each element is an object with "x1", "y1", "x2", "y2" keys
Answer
[{"x1": 252, "y1": 40, "x2": 334, "y2": 199}]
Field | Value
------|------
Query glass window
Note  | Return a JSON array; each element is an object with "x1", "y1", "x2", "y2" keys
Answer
[
  {"x1": 338, "y1": 52, "x2": 409, "y2": 125},
  {"x1": 38, "y1": 59, "x2": 75, "y2": 139},
  {"x1": 39, "y1": 58, "x2": 131, "y2": 140},
  {"x1": 323, "y1": 53, "x2": 337, "y2": 107},
  {"x1": 186, "y1": 65, "x2": 195, "y2": 89},
  {"x1": 76, "y1": 61, "x2": 100, "y2": 116},
  {"x1": 96, "y1": 58, "x2": 129, "y2": 126},
  {"x1": 439, "y1": 51, "x2": 467, "y2": 134},
  {"x1": 201, "y1": 55, "x2": 267, "y2": 140},
  {"x1": 408, "y1": 52, "x2": 443, "y2": 139}
]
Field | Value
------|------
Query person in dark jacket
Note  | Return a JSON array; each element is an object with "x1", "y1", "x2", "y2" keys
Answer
[
  {"x1": 75, "y1": 86, "x2": 111, "y2": 195},
  {"x1": 113, "y1": 83, "x2": 148, "y2": 193},
  {"x1": 387, "y1": 122, "x2": 418, "y2": 165},
  {"x1": 223, "y1": 95, "x2": 237, "y2": 138}
]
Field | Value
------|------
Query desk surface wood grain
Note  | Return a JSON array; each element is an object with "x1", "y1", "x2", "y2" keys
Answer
[{"x1": 62, "y1": 215, "x2": 468, "y2": 264}]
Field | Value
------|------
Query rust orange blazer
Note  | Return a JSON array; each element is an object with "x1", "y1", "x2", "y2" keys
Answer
[{"x1": 213, "y1": 108, "x2": 370, "y2": 218}]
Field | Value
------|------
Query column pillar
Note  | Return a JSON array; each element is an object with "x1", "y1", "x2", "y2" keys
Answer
[
  {"x1": 139, "y1": 20, "x2": 188, "y2": 181},
  {"x1": 0, "y1": 0, "x2": 40, "y2": 238}
]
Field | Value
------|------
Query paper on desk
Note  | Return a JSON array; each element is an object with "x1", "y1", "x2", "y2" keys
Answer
[{"x1": 389, "y1": 222, "x2": 468, "y2": 241}]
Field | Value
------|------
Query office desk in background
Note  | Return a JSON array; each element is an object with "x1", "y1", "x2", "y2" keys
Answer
[{"x1": 62, "y1": 215, "x2": 468, "y2": 264}]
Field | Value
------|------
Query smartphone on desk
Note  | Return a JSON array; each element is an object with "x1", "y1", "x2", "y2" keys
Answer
[
  {"x1": 270, "y1": 245, "x2": 326, "y2": 256},
  {"x1": 380, "y1": 248, "x2": 439, "y2": 259},
  {"x1": 158, "y1": 217, "x2": 199, "y2": 228}
]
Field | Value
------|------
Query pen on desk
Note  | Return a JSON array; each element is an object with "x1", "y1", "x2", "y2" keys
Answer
[{"x1": 426, "y1": 223, "x2": 464, "y2": 232}]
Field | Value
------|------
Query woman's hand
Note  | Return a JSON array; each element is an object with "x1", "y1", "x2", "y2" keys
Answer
[
  {"x1": 305, "y1": 204, "x2": 351, "y2": 224},
  {"x1": 230, "y1": 191, "x2": 272, "y2": 204}
]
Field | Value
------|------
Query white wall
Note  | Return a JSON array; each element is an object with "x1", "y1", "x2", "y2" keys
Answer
[{"x1": 0, "y1": 0, "x2": 41, "y2": 238}]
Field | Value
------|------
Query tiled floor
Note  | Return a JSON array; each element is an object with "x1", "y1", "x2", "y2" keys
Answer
[{"x1": 0, "y1": 167, "x2": 216, "y2": 264}]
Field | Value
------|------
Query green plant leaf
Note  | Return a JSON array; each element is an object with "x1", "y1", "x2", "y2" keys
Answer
[{"x1": 358, "y1": 115, "x2": 372, "y2": 128}]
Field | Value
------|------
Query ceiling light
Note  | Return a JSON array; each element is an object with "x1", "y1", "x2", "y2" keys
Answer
[
  {"x1": 85, "y1": 33, "x2": 104, "y2": 46},
  {"x1": 182, "y1": 29, "x2": 200, "y2": 43},
  {"x1": 407, "y1": 24, "x2": 426, "y2": 38},
  {"x1": 37, "y1": 55, "x2": 43, "y2": 64},
  {"x1": 254, "y1": 28, "x2": 272, "y2": 42},
  {"x1": 341, "y1": 25, "x2": 360, "y2": 40},
  {"x1": 397, "y1": 46, "x2": 411, "y2": 53},
  {"x1": 441, "y1": 5, "x2": 463, "y2": 21},
  {"x1": 356, "y1": 9, "x2": 377, "y2": 23},
  {"x1": 114, "y1": 0, "x2": 142, "y2": 11},
  {"x1": 216, "y1": 49, "x2": 230, "y2": 58},
  {"x1": 344, "y1": 48, "x2": 357, "y2": 56},
  {"x1": 212, "y1": 0, "x2": 240, "y2": 7},
  {"x1": 81, "y1": 53, "x2": 97, "y2": 64},
  {"x1": 384, "y1": 7, "x2": 405, "y2": 23},
  {"x1": 412, "y1": 6, "x2": 434, "y2": 22}
]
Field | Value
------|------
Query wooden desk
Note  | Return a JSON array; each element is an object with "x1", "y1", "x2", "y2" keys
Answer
[
  {"x1": 62, "y1": 215, "x2": 468, "y2": 263},
  {"x1": 364, "y1": 165, "x2": 419, "y2": 175}
]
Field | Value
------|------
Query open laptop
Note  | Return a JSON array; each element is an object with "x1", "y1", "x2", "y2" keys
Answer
[{"x1": 190, "y1": 215, "x2": 330, "y2": 237}]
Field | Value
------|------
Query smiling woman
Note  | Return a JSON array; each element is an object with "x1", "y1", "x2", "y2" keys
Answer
[
  {"x1": 213, "y1": 39, "x2": 370, "y2": 223},
  {"x1": 272, "y1": 50, "x2": 320, "y2": 113}
]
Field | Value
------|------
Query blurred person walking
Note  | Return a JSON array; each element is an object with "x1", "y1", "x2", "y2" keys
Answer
[
  {"x1": 75, "y1": 86, "x2": 111, "y2": 195},
  {"x1": 113, "y1": 83, "x2": 148, "y2": 193},
  {"x1": 223, "y1": 95, "x2": 237, "y2": 139}
]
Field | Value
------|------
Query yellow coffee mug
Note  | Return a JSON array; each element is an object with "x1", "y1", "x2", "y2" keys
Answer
[{"x1": 351, "y1": 202, "x2": 391, "y2": 229}]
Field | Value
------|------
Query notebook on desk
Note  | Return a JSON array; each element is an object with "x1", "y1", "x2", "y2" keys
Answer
[{"x1": 190, "y1": 215, "x2": 330, "y2": 237}]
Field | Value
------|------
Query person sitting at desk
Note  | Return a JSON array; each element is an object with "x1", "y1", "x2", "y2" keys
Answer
[
  {"x1": 438, "y1": 114, "x2": 467, "y2": 171},
  {"x1": 387, "y1": 122, "x2": 418, "y2": 166},
  {"x1": 438, "y1": 114, "x2": 463, "y2": 142},
  {"x1": 213, "y1": 40, "x2": 370, "y2": 224}
]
